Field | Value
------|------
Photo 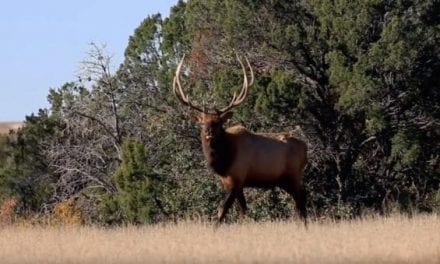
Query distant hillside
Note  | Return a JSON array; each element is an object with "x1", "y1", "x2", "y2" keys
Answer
[{"x1": 0, "y1": 122, "x2": 23, "y2": 134}]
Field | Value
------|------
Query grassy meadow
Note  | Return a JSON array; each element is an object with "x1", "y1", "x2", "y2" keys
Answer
[
  {"x1": 0, "y1": 122, "x2": 22, "y2": 134},
  {"x1": 0, "y1": 214, "x2": 439, "y2": 263}
]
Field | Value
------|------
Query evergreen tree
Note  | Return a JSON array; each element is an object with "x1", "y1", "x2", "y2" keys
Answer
[
  {"x1": 0, "y1": 110, "x2": 59, "y2": 213},
  {"x1": 102, "y1": 138, "x2": 161, "y2": 224}
]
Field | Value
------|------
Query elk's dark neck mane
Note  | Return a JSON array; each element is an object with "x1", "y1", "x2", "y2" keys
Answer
[{"x1": 201, "y1": 129, "x2": 235, "y2": 176}]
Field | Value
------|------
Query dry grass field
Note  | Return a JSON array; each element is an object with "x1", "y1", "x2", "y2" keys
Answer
[
  {"x1": 0, "y1": 214, "x2": 439, "y2": 264},
  {"x1": 0, "y1": 122, "x2": 23, "y2": 134}
]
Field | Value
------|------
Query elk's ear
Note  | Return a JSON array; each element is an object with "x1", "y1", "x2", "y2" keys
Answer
[
  {"x1": 191, "y1": 114, "x2": 203, "y2": 123},
  {"x1": 220, "y1": 111, "x2": 233, "y2": 122}
]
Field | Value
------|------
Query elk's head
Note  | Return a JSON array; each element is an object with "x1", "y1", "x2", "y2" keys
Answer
[{"x1": 173, "y1": 54, "x2": 254, "y2": 141}]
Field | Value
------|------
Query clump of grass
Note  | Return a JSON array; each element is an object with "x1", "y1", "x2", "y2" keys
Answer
[{"x1": 0, "y1": 197, "x2": 17, "y2": 226}]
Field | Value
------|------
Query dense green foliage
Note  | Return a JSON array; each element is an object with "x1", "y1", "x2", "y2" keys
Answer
[
  {"x1": 0, "y1": 111, "x2": 59, "y2": 214},
  {"x1": 1, "y1": 0, "x2": 439, "y2": 223},
  {"x1": 100, "y1": 138, "x2": 162, "y2": 224}
]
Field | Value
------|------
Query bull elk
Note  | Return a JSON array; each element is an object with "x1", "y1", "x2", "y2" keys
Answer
[{"x1": 173, "y1": 54, "x2": 308, "y2": 224}]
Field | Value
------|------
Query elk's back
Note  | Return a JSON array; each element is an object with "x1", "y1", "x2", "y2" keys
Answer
[{"x1": 226, "y1": 126, "x2": 307, "y2": 185}]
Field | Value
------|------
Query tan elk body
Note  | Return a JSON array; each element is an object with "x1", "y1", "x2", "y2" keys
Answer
[{"x1": 174, "y1": 55, "x2": 308, "y2": 223}]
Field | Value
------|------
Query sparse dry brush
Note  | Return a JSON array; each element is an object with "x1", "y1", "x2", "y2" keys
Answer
[
  {"x1": 52, "y1": 197, "x2": 83, "y2": 225},
  {"x1": 0, "y1": 197, "x2": 17, "y2": 226},
  {"x1": 0, "y1": 214, "x2": 439, "y2": 263}
]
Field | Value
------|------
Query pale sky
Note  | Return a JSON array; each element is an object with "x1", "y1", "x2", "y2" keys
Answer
[{"x1": 0, "y1": 1, "x2": 177, "y2": 121}]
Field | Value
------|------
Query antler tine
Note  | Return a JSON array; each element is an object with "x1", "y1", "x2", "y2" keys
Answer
[
  {"x1": 220, "y1": 54, "x2": 254, "y2": 113},
  {"x1": 236, "y1": 56, "x2": 254, "y2": 102},
  {"x1": 245, "y1": 56, "x2": 254, "y2": 87},
  {"x1": 236, "y1": 54, "x2": 249, "y2": 102},
  {"x1": 217, "y1": 92, "x2": 237, "y2": 113},
  {"x1": 173, "y1": 55, "x2": 205, "y2": 113}
]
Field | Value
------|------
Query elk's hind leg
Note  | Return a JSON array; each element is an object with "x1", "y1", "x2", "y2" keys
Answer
[
  {"x1": 217, "y1": 189, "x2": 236, "y2": 223},
  {"x1": 236, "y1": 188, "x2": 247, "y2": 219}
]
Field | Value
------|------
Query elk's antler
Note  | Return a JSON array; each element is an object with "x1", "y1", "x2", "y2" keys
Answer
[
  {"x1": 173, "y1": 54, "x2": 254, "y2": 114},
  {"x1": 173, "y1": 54, "x2": 205, "y2": 113},
  {"x1": 219, "y1": 54, "x2": 254, "y2": 113}
]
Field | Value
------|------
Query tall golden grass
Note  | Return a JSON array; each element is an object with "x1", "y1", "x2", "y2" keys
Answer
[{"x1": 0, "y1": 214, "x2": 439, "y2": 263}]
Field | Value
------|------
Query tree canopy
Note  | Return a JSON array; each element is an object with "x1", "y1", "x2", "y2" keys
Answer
[{"x1": 0, "y1": 0, "x2": 439, "y2": 224}]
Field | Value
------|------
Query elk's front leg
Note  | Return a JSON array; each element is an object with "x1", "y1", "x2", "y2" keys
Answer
[
  {"x1": 282, "y1": 180, "x2": 308, "y2": 226},
  {"x1": 217, "y1": 189, "x2": 236, "y2": 223}
]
